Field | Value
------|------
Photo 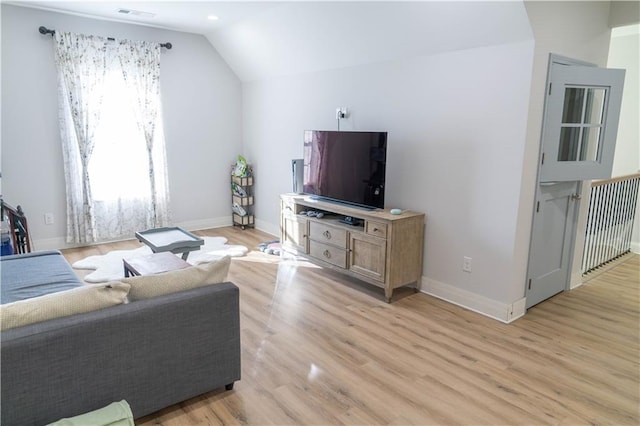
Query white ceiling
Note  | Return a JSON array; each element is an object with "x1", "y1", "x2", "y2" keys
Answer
[
  {"x1": 6, "y1": 1, "x2": 286, "y2": 35},
  {"x1": 7, "y1": 1, "x2": 534, "y2": 82},
  {"x1": 208, "y1": 1, "x2": 533, "y2": 81}
]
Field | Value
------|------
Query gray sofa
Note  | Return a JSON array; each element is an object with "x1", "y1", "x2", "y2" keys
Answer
[{"x1": 1, "y1": 251, "x2": 241, "y2": 426}]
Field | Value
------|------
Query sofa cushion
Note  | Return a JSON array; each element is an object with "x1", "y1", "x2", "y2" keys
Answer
[
  {"x1": 1, "y1": 250, "x2": 83, "y2": 304},
  {"x1": 123, "y1": 256, "x2": 230, "y2": 301},
  {"x1": 0, "y1": 282, "x2": 130, "y2": 331}
]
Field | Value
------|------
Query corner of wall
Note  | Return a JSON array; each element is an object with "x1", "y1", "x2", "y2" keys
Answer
[
  {"x1": 609, "y1": 1, "x2": 640, "y2": 28},
  {"x1": 255, "y1": 218, "x2": 279, "y2": 238}
]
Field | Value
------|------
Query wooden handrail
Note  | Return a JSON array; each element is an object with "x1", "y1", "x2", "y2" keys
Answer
[{"x1": 591, "y1": 172, "x2": 640, "y2": 187}]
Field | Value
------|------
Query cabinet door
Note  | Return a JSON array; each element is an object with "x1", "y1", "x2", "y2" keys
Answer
[
  {"x1": 349, "y1": 232, "x2": 386, "y2": 282},
  {"x1": 282, "y1": 215, "x2": 308, "y2": 253}
]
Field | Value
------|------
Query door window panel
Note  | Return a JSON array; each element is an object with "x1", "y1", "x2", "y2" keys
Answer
[
  {"x1": 584, "y1": 88, "x2": 605, "y2": 124},
  {"x1": 558, "y1": 86, "x2": 606, "y2": 162},
  {"x1": 561, "y1": 88, "x2": 584, "y2": 123},
  {"x1": 580, "y1": 127, "x2": 601, "y2": 161},
  {"x1": 558, "y1": 127, "x2": 579, "y2": 161}
]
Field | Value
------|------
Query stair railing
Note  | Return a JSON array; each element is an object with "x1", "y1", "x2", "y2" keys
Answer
[{"x1": 582, "y1": 172, "x2": 640, "y2": 274}]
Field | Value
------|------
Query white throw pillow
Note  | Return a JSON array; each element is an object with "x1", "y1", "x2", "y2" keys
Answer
[
  {"x1": 0, "y1": 282, "x2": 130, "y2": 331},
  {"x1": 123, "y1": 256, "x2": 231, "y2": 301}
]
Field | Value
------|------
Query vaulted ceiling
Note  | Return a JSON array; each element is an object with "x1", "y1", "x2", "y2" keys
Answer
[
  {"x1": 206, "y1": 1, "x2": 533, "y2": 81},
  {"x1": 9, "y1": 1, "x2": 533, "y2": 81}
]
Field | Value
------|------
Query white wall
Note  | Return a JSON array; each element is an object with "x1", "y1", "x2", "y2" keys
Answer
[
  {"x1": 1, "y1": 4, "x2": 242, "y2": 249},
  {"x1": 1, "y1": 1, "x2": 622, "y2": 321},
  {"x1": 241, "y1": 1, "x2": 618, "y2": 320},
  {"x1": 243, "y1": 40, "x2": 535, "y2": 311},
  {"x1": 608, "y1": 24, "x2": 640, "y2": 252}
]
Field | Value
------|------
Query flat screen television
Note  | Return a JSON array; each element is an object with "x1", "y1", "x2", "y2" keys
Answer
[{"x1": 302, "y1": 130, "x2": 387, "y2": 209}]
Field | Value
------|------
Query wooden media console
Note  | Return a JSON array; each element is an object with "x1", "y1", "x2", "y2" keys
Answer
[{"x1": 280, "y1": 194, "x2": 425, "y2": 302}]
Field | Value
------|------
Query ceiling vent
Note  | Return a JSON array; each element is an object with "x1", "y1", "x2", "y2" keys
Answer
[{"x1": 116, "y1": 9, "x2": 156, "y2": 18}]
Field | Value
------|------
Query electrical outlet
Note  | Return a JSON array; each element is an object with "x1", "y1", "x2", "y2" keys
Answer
[
  {"x1": 44, "y1": 213, "x2": 54, "y2": 225},
  {"x1": 462, "y1": 256, "x2": 472, "y2": 273}
]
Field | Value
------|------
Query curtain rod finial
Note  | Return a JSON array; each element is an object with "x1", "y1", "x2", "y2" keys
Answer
[{"x1": 38, "y1": 26, "x2": 55, "y2": 36}]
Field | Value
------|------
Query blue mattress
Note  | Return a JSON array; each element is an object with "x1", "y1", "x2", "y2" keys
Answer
[{"x1": 1, "y1": 250, "x2": 83, "y2": 304}]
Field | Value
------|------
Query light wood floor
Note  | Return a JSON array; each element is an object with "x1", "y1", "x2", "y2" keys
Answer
[{"x1": 62, "y1": 227, "x2": 640, "y2": 425}]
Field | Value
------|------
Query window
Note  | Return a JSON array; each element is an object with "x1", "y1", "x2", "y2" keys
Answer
[
  {"x1": 89, "y1": 70, "x2": 151, "y2": 201},
  {"x1": 55, "y1": 31, "x2": 170, "y2": 244}
]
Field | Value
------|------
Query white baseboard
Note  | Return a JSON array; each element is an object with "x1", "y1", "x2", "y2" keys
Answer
[
  {"x1": 569, "y1": 280, "x2": 584, "y2": 290},
  {"x1": 421, "y1": 277, "x2": 526, "y2": 323},
  {"x1": 631, "y1": 241, "x2": 640, "y2": 254},
  {"x1": 255, "y1": 219, "x2": 279, "y2": 238},
  {"x1": 31, "y1": 237, "x2": 68, "y2": 252},
  {"x1": 176, "y1": 216, "x2": 232, "y2": 232},
  {"x1": 31, "y1": 216, "x2": 234, "y2": 251}
]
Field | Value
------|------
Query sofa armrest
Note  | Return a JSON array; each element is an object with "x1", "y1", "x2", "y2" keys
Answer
[
  {"x1": 0, "y1": 250, "x2": 83, "y2": 304},
  {"x1": 1, "y1": 282, "x2": 240, "y2": 426}
]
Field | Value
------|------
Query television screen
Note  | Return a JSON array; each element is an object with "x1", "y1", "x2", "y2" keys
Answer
[{"x1": 302, "y1": 130, "x2": 387, "y2": 209}]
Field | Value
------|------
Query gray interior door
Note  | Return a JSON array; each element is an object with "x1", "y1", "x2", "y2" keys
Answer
[
  {"x1": 526, "y1": 55, "x2": 625, "y2": 309},
  {"x1": 526, "y1": 182, "x2": 579, "y2": 308}
]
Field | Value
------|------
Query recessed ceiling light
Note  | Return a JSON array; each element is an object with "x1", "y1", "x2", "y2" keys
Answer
[{"x1": 207, "y1": 15, "x2": 219, "y2": 21}]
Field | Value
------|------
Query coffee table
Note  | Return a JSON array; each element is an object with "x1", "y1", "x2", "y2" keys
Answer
[
  {"x1": 123, "y1": 252, "x2": 191, "y2": 277},
  {"x1": 135, "y1": 227, "x2": 204, "y2": 260}
]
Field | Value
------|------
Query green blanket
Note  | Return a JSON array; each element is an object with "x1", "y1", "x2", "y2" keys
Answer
[{"x1": 47, "y1": 400, "x2": 134, "y2": 426}]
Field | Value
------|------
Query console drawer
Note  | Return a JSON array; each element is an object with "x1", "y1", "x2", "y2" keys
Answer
[
  {"x1": 309, "y1": 241, "x2": 347, "y2": 268},
  {"x1": 309, "y1": 222, "x2": 347, "y2": 249},
  {"x1": 365, "y1": 221, "x2": 388, "y2": 239}
]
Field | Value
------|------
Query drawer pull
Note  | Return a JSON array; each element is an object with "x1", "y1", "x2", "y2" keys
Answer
[
  {"x1": 323, "y1": 249, "x2": 331, "y2": 259},
  {"x1": 373, "y1": 227, "x2": 379, "y2": 232},
  {"x1": 323, "y1": 230, "x2": 332, "y2": 239}
]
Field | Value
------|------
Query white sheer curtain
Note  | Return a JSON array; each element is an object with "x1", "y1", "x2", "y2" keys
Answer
[
  {"x1": 54, "y1": 31, "x2": 171, "y2": 244},
  {"x1": 118, "y1": 40, "x2": 170, "y2": 227}
]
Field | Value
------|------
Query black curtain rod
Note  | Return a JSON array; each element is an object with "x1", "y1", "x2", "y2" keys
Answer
[{"x1": 38, "y1": 26, "x2": 172, "y2": 49}]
